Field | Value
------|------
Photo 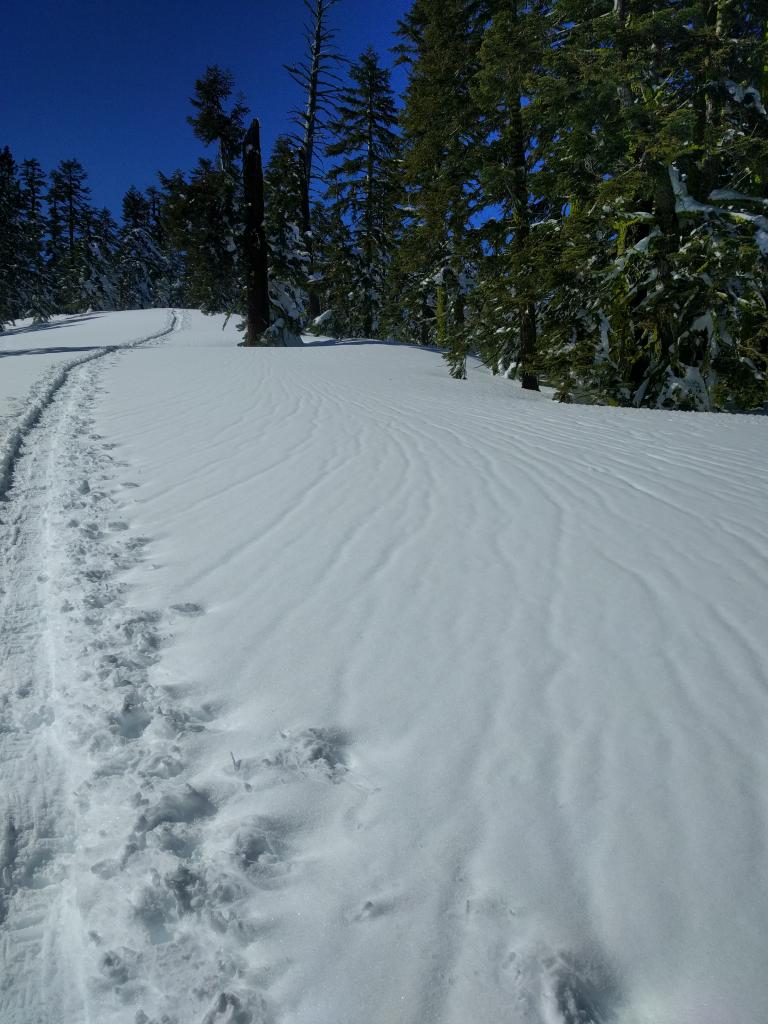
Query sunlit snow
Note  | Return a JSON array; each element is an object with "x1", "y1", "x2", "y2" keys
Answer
[{"x1": 1, "y1": 310, "x2": 767, "y2": 1024}]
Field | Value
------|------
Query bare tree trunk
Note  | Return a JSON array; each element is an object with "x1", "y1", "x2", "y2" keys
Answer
[{"x1": 242, "y1": 119, "x2": 271, "y2": 347}]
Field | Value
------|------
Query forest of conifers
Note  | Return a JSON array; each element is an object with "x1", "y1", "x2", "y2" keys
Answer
[{"x1": 1, "y1": 0, "x2": 767, "y2": 411}]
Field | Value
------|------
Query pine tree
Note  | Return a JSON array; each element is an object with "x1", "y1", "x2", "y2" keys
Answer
[
  {"x1": 470, "y1": 0, "x2": 552, "y2": 389},
  {"x1": 165, "y1": 67, "x2": 249, "y2": 314},
  {"x1": 264, "y1": 136, "x2": 310, "y2": 342},
  {"x1": 536, "y1": 0, "x2": 768, "y2": 409},
  {"x1": 312, "y1": 200, "x2": 358, "y2": 337},
  {"x1": 154, "y1": 172, "x2": 191, "y2": 306},
  {"x1": 117, "y1": 187, "x2": 161, "y2": 309},
  {"x1": 47, "y1": 159, "x2": 93, "y2": 312},
  {"x1": 324, "y1": 48, "x2": 402, "y2": 337},
  {"x1": 188, "y1": 66, "x2": 249, "y2": 175},
  {"x1": 395, "y1": 0, "x2": 487, "y2": 367},
  {"x1": 18, "y1": 158, "x2": 53, "y2": 321},
  {"x1": 80, "y1": 206, "x2": 119, "y2": 311},
  {"x1": 0, "y1": 147, "x2": 22, "y2": 325},
  {"x1": 286, "y1": 0, "x2": 344, "y2": 319}
]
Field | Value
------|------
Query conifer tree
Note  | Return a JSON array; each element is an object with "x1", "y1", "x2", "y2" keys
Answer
[
  {"x1": 18, "y1": 158, "x2": 53, "y2": 320},
  {"x1": 0, "y1": 147, "x2": 22, "y2": 324},
  {"x1": 324, "y1": 48, "x2": 402, "y2": 337},
  {"x1": 79, "y1": 206, "x2": 119, "y2": 310},
  {"x1": 470, "y1": 0, "x2": 552, "y2": 389},
  {"x1": 395, "y1": 0, "x2": 487, "y2": 367},
  {"x1": 188, "y1": 67, "x2": 249, "y2": 175},
  {"x1": 311, "y1": 200, "x2": 358, "y2": 337},
  {"x1": 523, "y1": 0, "x2": 768, "y2": 408},
  {"x1": 154, "y1": 172, "x2": 192, "y2": 306},
  {"x1": 286, "y1": 0, "x2": 344, "y2": 319},
  {"x1": 165, "y1": 67, "x2": 249, "y2": 314},
  {"x1": 117, "y1": 187, "x2": 161, "y2": 309},
  {"x1": 47, "y1": 159, "x2": 94, "y2": 311},
  {"x1": 264, "y1": 136, "x2": 310, "y2": 342}
]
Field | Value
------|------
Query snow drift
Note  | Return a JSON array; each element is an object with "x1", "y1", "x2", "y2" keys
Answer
[{"x1": 1, "y1": 310, "x2": 767, "y2": 1024}]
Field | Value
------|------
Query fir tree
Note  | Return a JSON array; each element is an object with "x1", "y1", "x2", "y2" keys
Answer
[
  {"x1": 312, "y1": 200, "x2": 358, "y2": 338},
  {"x1": 324, "y1": 48, "x2": 402, "y2": 337},
  {"x1": 18, "y1": 158, "x2": 53, "y2": 321},
  {"x1": 537, "y1": 0, "x2": 768, "y2": 409},
  {"x1": 165, "y1": 67, "x2": 249, "y2": 315},
  {"x1": 154, "y1": 172, "x2": 191, "y2": 307},
  {"x1": 188, "y1": 66, "x2": 249, "y2": 175},
  {"x1": 47, "y1": 159, "x2": 93, "y2": 312},
  {"x1": 470, "y1": 0, "x2": 552, "y2": 389},
  {"x1": 286, "y1": 0, "x2": 344, "y2": 318},
  {"x1": 0, "y1": 147, "x2": 22, "y2": 324},
  {"x1": 395, "y1": 0, "x2": 487, "y2": 365},
  {"x1": 264, "y1": 136, "x2": 311, "y2": 342},
  {"x1": 117, "y1": 187, "x2": 161, "y2": 309},
  {"x1": 80, "y1": 206, "x2": 119, "y2": 311}
]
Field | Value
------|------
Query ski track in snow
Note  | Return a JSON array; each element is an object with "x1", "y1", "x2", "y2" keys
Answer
[{"x1": 1, "y1": 311, "x2": 767, "y2": 1024}]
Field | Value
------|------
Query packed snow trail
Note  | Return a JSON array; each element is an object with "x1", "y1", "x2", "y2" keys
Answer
[
  {"x1": 1, "y1": 311, "x2": 767, "y2": 1024},
  {"x1": 0, "y1": 310, "x2": 177, "y2": 497},
  {"x1": 0, "y1": 316, "x2": 178, "y2": 1023}
]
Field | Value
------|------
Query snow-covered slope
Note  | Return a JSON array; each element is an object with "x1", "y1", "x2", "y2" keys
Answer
[
  {"x1": 1, "y1": 310, "x2": 766, "y2": 1024},
  {"x1": 0, "y1": 310, "x2": 173, "y2": 493}
]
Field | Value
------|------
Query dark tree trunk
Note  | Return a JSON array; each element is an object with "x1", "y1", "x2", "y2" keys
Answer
[
  {"x1": 508, "y1": 22, "x2": 540, "y2": 392},
  {"x1": 519, "y1": 302, "x2": 539, "y2": 391},
  {"x1": 242, "y1": 119, "x2": 271, "y2": 347},
  {"x1": 652, "y1": 161, "x2": 681, "y2": 363}
]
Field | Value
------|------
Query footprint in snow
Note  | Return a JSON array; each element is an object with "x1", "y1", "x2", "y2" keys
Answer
[
  {"x1": 233, "y1": 817, "x2": 293, "y2": 886},
  {"x1": 170, "y1": 602, "x2": 205, "y2": 617},
  {"x1": 537, "y1": 949, "x2": 620, "y2": 1024},
  {"x1": 261, "y1": 727, "x2": 350, "y2": 781},
  {"x1": 201, "y1": 991, "x2": 267, "y2": 1024},
  {"x1": 135, "y1": 785, "x2": 217, "y2": 834}
]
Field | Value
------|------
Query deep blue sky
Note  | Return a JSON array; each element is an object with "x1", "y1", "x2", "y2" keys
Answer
[{"x1": 2, "y1": 0, "x2": 412, "y2": 213}]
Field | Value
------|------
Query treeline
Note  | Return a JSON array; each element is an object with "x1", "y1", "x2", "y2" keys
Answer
[{"x1": 2, "y1": 0, "x2": 767, "y2": 411}]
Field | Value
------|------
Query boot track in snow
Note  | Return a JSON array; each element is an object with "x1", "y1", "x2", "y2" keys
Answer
[{"x1": 0, "y1": 315, "x2": 193, "y2": 1022}]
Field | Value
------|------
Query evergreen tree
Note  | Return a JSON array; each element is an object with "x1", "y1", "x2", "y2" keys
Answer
[
  {"x1": 394, "y1": 0, "x2": 487, "y2": 364},
  {"x1": 536, "y1": 0, "x2": 768, "y2": 409},
  {"x1": 80, "y1": 206, "x2": 119, "y2": 311},
  {"x1": 154, "y1": 172, "x2": 192, "y2": 306},
  {"x1": 264, "y1": 136, "x2": 311, "y2": 342},
  {"x1": 18, "y1": 158, "x2": 53, "y2": 320},
  {"x1": 188, "y1": 66, "x2": 249, "y2": 176},
  {"x1": 164, "y1": 67, "x2": 249, "y2": 314},
  {"x1": 312, "y1": 200, "x2": 359, "y2": 337},
  {"x1": 0, "y1": 147, "x2": 22, "y2": 324},
  {"x1": 117, "y1": 187, "x2": 161, "y2": 309},
  {"x1": 47, "y1": 159, "x2": 93, "y2": 312},
  {"x1": 286, "y1": 0, "x2": 344, "y2": 318},
  {"x1": 324, "y1": 48, "x2": 402, "y2": 338},
  {"x1": 161, "y1": 161, "x2": 242, "y2": 314},
  {"x1": 469, "y1": 0, "x2": 552, "y2": 389}
]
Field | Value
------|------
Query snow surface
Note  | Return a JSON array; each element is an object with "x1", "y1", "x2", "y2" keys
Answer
[
  {"x1": 0, "y1": 310, "x2": 174, "y2": 490},
  {"x1": 1, "y1": 310, "x2": 767, "y2": 1024}
]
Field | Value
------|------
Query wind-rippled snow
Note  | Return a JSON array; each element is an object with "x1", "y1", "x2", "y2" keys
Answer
[{"x1": 1, "y1": 310, "x2": 766, "y2": 1024}]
